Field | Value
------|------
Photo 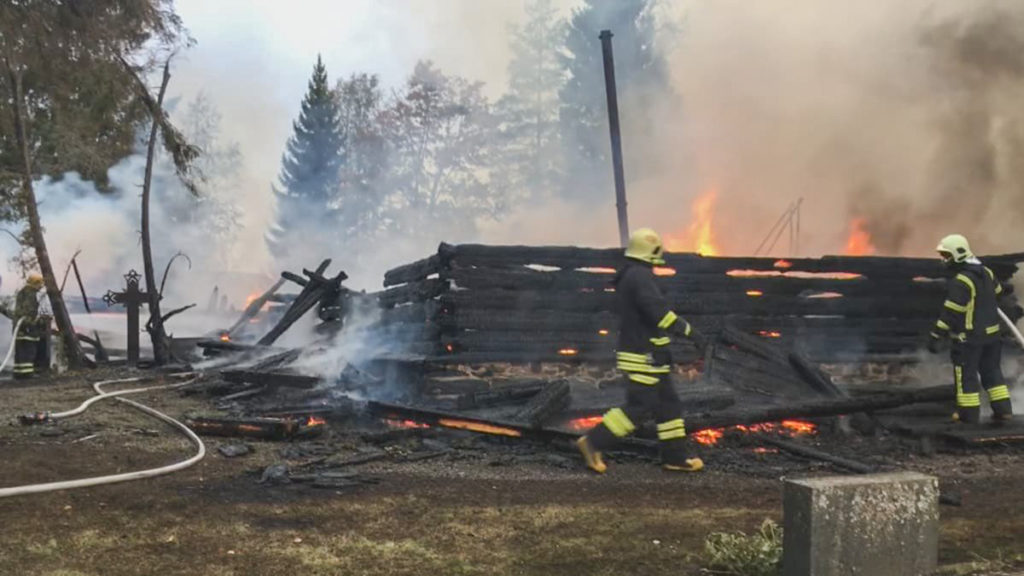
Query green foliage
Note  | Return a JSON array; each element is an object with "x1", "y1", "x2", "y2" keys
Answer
[
  {"x1": 703, "y1": 519, "x2": 783, "y2": 576},
  {"x1": 558, "y1": 0, "x2": 670, "y2": 200},
  {"x1": 268, "y1": 55, "x2": 345, "y2": 259}
]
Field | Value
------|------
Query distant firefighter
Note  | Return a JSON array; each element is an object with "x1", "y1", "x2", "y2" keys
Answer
[
  {"x1": 928, "y1": 235, "x2": 1013, "y2": 423},
  {"x1": 577, "y1": 228, "x2": 709, "y2": 473},
  {"x1": 13, "y1": 274, "x2": 49, "y2": 379}
]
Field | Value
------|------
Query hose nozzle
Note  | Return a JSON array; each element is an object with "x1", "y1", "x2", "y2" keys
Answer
[{"x1": 18, "y1": 412, "x2": 50, "y2": 425}]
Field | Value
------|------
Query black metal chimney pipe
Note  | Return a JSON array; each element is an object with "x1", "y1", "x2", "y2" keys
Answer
[{"x1": 599, "y1": 29, "x2": 629, "y2": 248}]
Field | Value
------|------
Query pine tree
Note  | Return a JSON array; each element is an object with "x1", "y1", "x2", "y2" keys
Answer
[
  {"x1": 494, "y1": 0, "x2": 566, "y2": 203},
  {"x1": 267, "y1": 55, "x2": 344, "y2": 260},
  {"x1": 558, "y1": 0, "x2": 669, "y2": 201}
]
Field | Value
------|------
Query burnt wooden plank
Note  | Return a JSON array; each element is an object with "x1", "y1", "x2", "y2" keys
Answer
[
  {"x1": 377, "y1": 278, "x2": 449, "y2": 308},
  {"x1": 512, "y1": 380, "x2": 571, "y2": 428},
  {"x1": 384, "y1": 254, "x2": 442, "y2": 287}
]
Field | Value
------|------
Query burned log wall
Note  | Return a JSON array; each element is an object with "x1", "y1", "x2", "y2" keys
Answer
[{"x1": 378, "y1": 244, "x2": 1024, "y2": 364}]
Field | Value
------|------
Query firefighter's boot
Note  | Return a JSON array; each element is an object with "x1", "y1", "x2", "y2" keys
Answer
[
  {"x1": 576, "y1": 436, "x2": 607, "y2": 474},
  {"x1": 663, "y1": 458, "x2": 704, "y2": 472}
]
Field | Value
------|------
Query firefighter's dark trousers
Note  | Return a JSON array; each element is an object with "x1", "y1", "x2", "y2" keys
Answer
[
  {"x1": 13, "y1": 325, "x2": 41, "y2": 379},
  {"x1": 585, "y1": 373, "x2": 689, "y2": 465},
  {"x1": 952, "y1": 340, "x2": 1012, "y2": 423}
]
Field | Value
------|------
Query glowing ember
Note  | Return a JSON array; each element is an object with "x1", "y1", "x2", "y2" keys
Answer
[
  {"x1": 805, "y1": 292, "x2": 843, "y2": 299},
  {"x1": 773, "y1": 260, "x2": 793, "y2": 269},
  {"x1": 305, "y1": 416, "x2": 326, "y2": 426},
  {"x1": 753, "y1": 447, "x2": 779, "y2": 454},
  {"x1": 781, "y1": 420, "x2": 816, "y2": 434},
  {"x1": 219, "y1": 333, "x2": 231, "y2": 342},
  {"x1": 728, "y1": 269, "x2": 863, "y2": 281},
  {"x1": 445, "y1": 344, "x2": 454, "y2": 353},
  {"x1": 568, "y1": 415, "x2": 604, "y2": 431},
  {"x1": 598, "y1": 329, "x2": 609, "y2": 336},
  {"x1": 582, "y1": 267, "x2": 617, "y2": 274},
  {"x1": 438, "y1": 418, "x2": 522, "y2": 437},
  {"x1": 664, "y1": 188, "x2": 720, "y2": 256},
  {"x1": 558, "y1": 348, "x2": 579, "y2": 356},
  {"x1": 845, "y1": 218, "x2": 876, "y2": 256},
  {"x1": 758, "y1": 330, "x2": 782, "y2": 338},
  {"x1": 693, "y1": 429, "x2": 724, "y2": 445},
  {"x1": 746, "y1": 290, "x2": 764, "y2": 297},
  {"x1": 694, "y1": 420, "x2": 817, "y2": 446},
  {"x1": 653, "y1": 267, "x2": 677, "y2": 277},
  {"x1": 384, "y1": 419, "x2": 430, "y2": 429}
]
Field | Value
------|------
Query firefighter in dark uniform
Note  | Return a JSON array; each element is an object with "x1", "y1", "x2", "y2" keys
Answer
[
  {"x1": 577, "y1": 228, "x2": 708, "y2": 473},
  {"x1": 13, "y1": 274, "x2": 46, "y2": 379},
  {"x1": 928, "y1": 234, "x2": 1013, "y2": 423}
]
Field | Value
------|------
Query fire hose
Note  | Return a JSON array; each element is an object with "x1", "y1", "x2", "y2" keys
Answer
[
  {"x1": 999, "y1": 308, "x2": 1024, "y2": 349},
  {"x1": 0, "y1": 317, "x2": 26, "y2": 375},
  {"x1": 0, "y1": 374, "x2": 206, "y2": 498}
]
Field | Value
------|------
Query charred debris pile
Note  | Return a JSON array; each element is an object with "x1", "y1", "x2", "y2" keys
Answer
[{"x1": 183, "y1": 247, "x2": 1024, "y2": 483}]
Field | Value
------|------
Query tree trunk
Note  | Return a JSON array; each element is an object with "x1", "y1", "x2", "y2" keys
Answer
[
  {"x1": 141, "y1": 61, "x2": 173, "y2": 365},
  {"x1": 7, "y1": 66, "x2": 86, "y2": 369}
]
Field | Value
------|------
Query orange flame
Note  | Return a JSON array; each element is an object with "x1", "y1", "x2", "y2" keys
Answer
[
  {"x1": 746, "y1": 290, "x2": 764, "y2": 297},
  {"x1": 758, "y1": 330, "x2": 782, "y2": 338},
  {"x1": 437, "y1": 418, "x2": 522, "y2": 437},
  {"x1": 598, "y1": 329, "x2": 609, "y2": 336},
  {"x1": 653, "y1": 267, "x2": 677, "y2": 276},
  {"x1": 305, "y1": 416, "x2": 326, "y2": 427},
  {"x1": 384, "y1": 419, "x2": 430, "y2": 429},
  {"x1": 568, "y1": 415, "x2": 604, "y2": 431},
  {"x1": 219, "y1": 332, "x2": 231, "y2": 342},
  {"x1": 558, "y1": 348, "x2": 579, "y2": 356},
  {"x1": 694, "y1": 420, "x2": 817, "y2": 446},
  {"x1": 693, "y1": 429, "x2": 724, "y2": 446},
  {"x1": 845, "y1": 218, "x2": 876, "y2": 256},
  {"x1": 773, "y1": 260, "x2": 793, "y2": 269},
  {"x1": 664, "y1": 189, "x2": 720, "y2": 256}
]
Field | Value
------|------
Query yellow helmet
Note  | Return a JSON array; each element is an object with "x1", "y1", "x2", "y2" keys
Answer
[
  {"x1": 936, "y1": 234, "x2": 973, "y2": 264},
  {"x1": 624, "y1": 228, "x2": 666, "y2": 265},
  {"x1": 26, "y1": 274, "x2": 44, "y2": 289}
]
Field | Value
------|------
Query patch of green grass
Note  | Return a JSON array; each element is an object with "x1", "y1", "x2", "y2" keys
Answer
[{"x1": 703, "y1": 518, "x2": 783, "y2": 576}]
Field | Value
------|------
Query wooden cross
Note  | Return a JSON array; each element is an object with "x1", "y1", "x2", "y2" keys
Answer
[{"x1": 103, "y1": 270, "x2": 148, "y2": 364}]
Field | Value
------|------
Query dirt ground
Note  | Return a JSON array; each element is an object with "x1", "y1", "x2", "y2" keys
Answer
[{"x1": 1, "y1": 368, "x2": 1023, "y2": 576}]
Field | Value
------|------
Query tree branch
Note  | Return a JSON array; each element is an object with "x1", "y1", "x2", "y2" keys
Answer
[{"x1": 159, "y1": 251, "x2": 192, "y2": 297}]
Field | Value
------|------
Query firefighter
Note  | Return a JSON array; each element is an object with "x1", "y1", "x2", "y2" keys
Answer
[
  {"x1": 577, "y1": 228, "x2": 709, "y2": 473},
  {"x1": 13, "y1": 274, "x2": 46, "y2": 379},
  {"x1": 928, "y1": 234, "x2": 1013, "y2": 423}
]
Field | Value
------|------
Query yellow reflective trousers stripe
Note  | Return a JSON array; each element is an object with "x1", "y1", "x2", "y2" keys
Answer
[
  {"x1": 986, "y1": 324, "x2": 1000, "y2": 335},
  {"x1": 617, "y1": 361, "x2": 671, "y2": 374},
  {"x1": 616, "y1": 352, "x2": 648, "y2": 363},
  {"x1": 988, "y1": 385, "x2": 1011, "y2": 402},
  {"x1": 955, "y1": 366, "x2": 981, "y2": 407},
  {"x1": 649, "y1": 336, "x2": 671, "y2": 347},
  {"x1": 627, "y1": 373, "x2": 661, "y2": 385},
  {"x1": 602, "y1": 408, "x2": 636, "y2": 437},
  {"x1": 658, "y1": 311, "x2": 678, "y2": 330},
  {"x1": 935, "y1": 319, "x2": 950, "y2": 331},
  {"x1": 656, "y1": 418, "x2": 686, "y2": 440}
]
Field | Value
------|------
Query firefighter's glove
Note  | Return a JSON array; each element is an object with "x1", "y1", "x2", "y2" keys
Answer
[{"x1": 927, "y1": 336, "x2": 943, "y2": 355}]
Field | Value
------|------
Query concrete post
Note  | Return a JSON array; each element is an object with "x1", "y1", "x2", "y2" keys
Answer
[{"x1": 783, "y1": 472, "x2": 939, "y2": 576}]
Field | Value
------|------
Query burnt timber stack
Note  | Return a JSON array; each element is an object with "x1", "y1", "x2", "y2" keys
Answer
[{"x1": 379, "y1": 243, "x2": 1024, "y2": 365}]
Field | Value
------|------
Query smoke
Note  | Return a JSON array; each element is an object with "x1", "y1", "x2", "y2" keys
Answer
[{"x1": 9, "y1": 1, "x2": 1024, "y2": 348}]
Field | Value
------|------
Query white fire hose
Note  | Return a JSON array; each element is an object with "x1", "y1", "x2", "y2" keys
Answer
[
  {"x1": 999, "y1": 308, "x2": 1024, "y2": 349},
  {"x1": 0, "y1": 374, "x2": 206, "y2": 498},
  {"x1": 0, "y1": 317, "x2": 26, "y2": 375}
]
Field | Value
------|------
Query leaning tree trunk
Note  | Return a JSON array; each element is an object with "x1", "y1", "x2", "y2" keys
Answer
[
  {"x1": 140, "y1": 61, "x2": 173, "y2": 365},
  {"x1": 7, "y1": 67, "x2": 86, "y2": 368}
]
